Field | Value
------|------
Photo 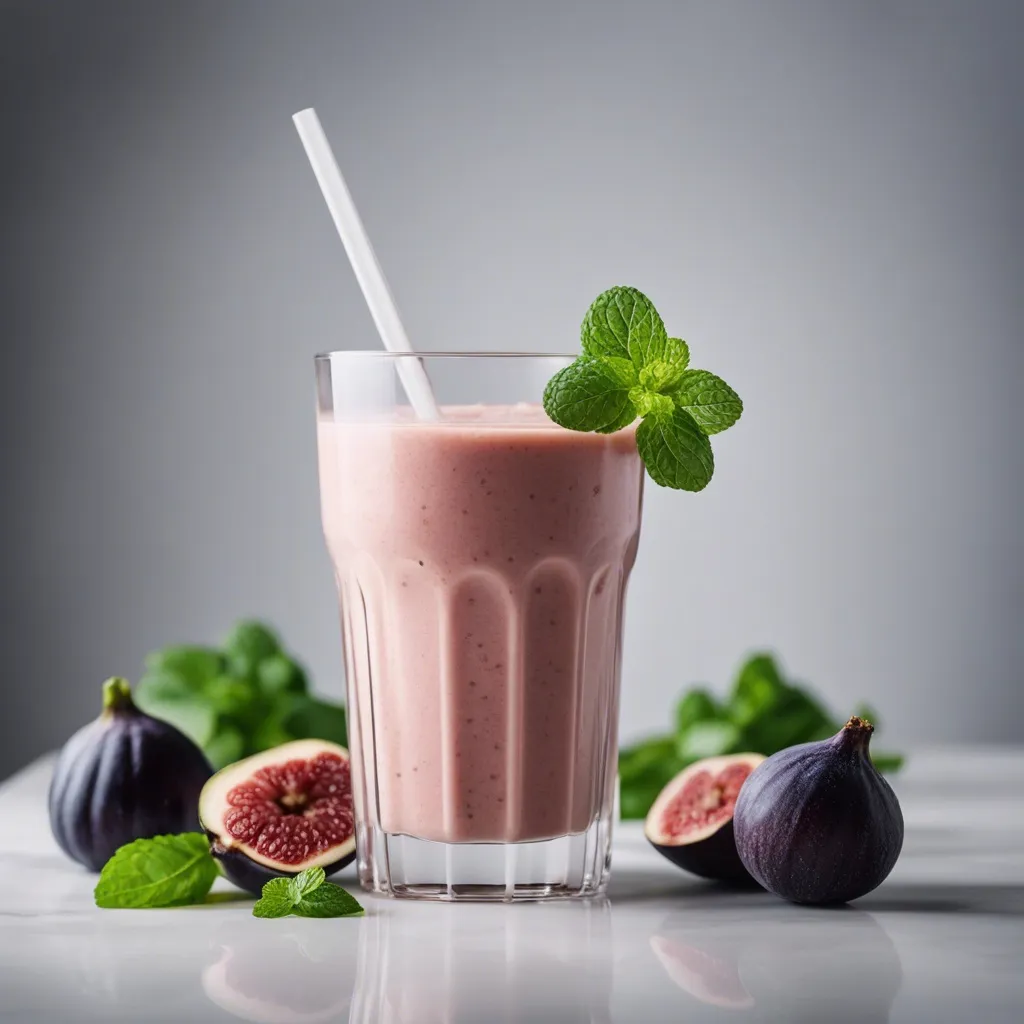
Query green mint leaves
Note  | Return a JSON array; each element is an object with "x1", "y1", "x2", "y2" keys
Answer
[
  {"x1": 253, "y1": 866, "x2": 364, "y2": 919},
  {"x1": 542, "y1": 358, "x2": 636, "y2": 434},
  {"x1": 618, "y1": 654, "x2": 906, "y2": 820},
  {"x1": 671, "y1": 369, "x2": 743, "y2": 435},
  {"x1": 94, "y1": 834, "x2": 365, "y2": 918},
  {"x1": 94, "y1": 833, "x2": 219, "y2": 909},
  {"x1": 636, "y1": 408, "x2": 715, "y2": 491},
  {"x1": 134, "y1": 620, "x2": 348, "y2": 770},
  {"x1": 543, "y1": 287, "x2": 742, "y2": 490},
  {"x1": 582, "y1": 286, "x2": 667, "y2": 365}
]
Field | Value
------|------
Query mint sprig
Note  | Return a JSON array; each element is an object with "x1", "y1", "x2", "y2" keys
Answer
[
  {"x1": 94, "y1": 833, "x2": 219, "y2": 909},
  {"x1": 94, "y1": 835, "x2": 364, "y2": 918},
  {"x1": 253, "y1": 866, "x2": 364, "y2": 919},
  {"x1": 544, "y1": 287, "x2": 742, "y2": 490}
]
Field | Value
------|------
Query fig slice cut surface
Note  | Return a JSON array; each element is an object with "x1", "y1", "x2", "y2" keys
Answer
[
  {"x1": 200, "y1": 739, "x2": 355, "y2": 872},
  {"x1": 645, "y1": 753, "x2": 764, "y2": 847}
]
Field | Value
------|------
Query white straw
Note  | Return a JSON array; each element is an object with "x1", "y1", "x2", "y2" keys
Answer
[{"x1": 292, "y1": 107, "x2": 439, "y2": 420}]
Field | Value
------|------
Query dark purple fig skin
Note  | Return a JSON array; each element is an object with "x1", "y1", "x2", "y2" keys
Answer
[
  {"x1": 650, "y1": 819, "x2": 757, "y2": 886},
  {"x1": 208, "y1": 835, "x2": 355, "y2": 895},
  {"x1": 48, "y1": 678, "x2": 213, "y2": 871},
  {"x1": 733, "y1": 717, "x2": 903, "y2": 904}
]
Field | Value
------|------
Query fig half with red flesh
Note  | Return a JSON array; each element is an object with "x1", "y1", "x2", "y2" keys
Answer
[
  {"x1": 199, "y1": 739, "x2": 356, "y2": 895},
  {"x1": 644, "y1": 753, "x2": 764, "y2": 884}
]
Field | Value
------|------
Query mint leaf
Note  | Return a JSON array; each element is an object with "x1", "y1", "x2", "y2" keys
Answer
[
  {"x1": 296, "y1": 884, "x2": 365, "y2": 918},
  {"x1": 729, "y1": 654, "x2": 787, "y2": 727},
  {"x1": 592, "y1": 359, "x2": 639, "y2": 432},
  {"x1": 619, "y1": 736, "x2": 679, "y2": 783},
  {"x1": 676, "y1": 719, "x2": 741, "y2": 761},
  {"x1": 142, "y1": 646, "x2": 223, "y2": 689},
  {"x1": 95, "y1": 833, "x2": 218, "y2": 909},
  {"x1": 289, "y1": 866, "x2": 326, "y2": 902},
  {"x1": 618, "y1": 736, "x2": 684, "y2": 820},
  {"x1": 252, "y1": 878, "x2": 295, "y2": 918},
  {"x1": 252, "y1": 874, "x2": 364, "y2": 919},
  {"x1": 225, "y1": 620, "x2": 280, "y2": 679},
  {"x1": 738, "y1": 687, "x2": 833, "y2": 754},
  {"x1": 597, "y1": 355, "x2": 638, "y2": 387},
  {"x1": 628, "y1": 387, "x2": 674, "y2": 420},
  {"x1": 134, "y1": 673, "x2": 218, "y2": 748},
  {"x1": 206, "y1": 676, "x2": 257, "y2": 719},
  {"x1": 203, "y1": 726, "x2": 245, "y2": 770},
  {"x1": 639, "y1": 339, "x2": 690, "y2": 392},
  {"x1": 543, "y1": 357, "x2": 636, "y2": 433},
  {"x1": 636, "y1": 408, "x2": 715, "y2": 491},
  {"x1": 671, "y1": 369, "x2": 743, "y2": 435},
  {"x1": 675, "y1": 688, "x2": 721, "y2": 734},
  {"x1": 595, "y1": 405, "x2": 639, "y2": 434},
  {"x1": 663, "y1": 337, "x2": 690, "y2": 376},
  {"x1": 727, "y1": 655, "x2": 837, "y2": 754},
  {"x1": 281, "y1": 695, "x2": 349, "y2": 747},
  {"x1": 258, "y1": 653, "x2": 308, "y2": 695},
  {"x1": 582, "y1": 287, "x2": 667, "y2": 367}
]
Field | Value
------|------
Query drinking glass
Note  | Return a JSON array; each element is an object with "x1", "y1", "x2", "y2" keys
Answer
[{"x1": 315, "y1": 351, "x2": 643, "y2": 900}]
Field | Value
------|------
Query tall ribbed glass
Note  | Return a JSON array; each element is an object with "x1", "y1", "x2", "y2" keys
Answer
[{"x1": 316, "y1": 352, "x2": 643, "y2": 900}]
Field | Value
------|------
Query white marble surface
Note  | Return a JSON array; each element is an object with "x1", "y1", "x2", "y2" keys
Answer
[{"x1": 2, "y1": 750, "x2": 1023, "y2": 1023}]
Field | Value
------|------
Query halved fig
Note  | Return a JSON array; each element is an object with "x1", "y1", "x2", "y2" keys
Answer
[
  {"x1": 644, "y1": 753, "x2": 764, "y2": 884},
  {"x1": 199, "y1": 739, "x2": 356, "y2": 895}
]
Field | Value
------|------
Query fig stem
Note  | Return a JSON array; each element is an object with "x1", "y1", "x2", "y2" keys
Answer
[
  {"x1": 835, "y1": 715, "x2": 874, "y2": 754},
  {"x1": 102, "y1": 677, "x2": 136, "y2": 715}
]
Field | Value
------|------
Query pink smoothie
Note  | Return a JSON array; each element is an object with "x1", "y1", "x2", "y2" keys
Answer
[{"x1": 318, "y1": 405, "x2": 643, "y2": 844}]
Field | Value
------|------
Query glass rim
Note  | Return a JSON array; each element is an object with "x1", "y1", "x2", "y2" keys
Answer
[{"x1": 314, "y1": 350, "x2": 577, "y2": 361}]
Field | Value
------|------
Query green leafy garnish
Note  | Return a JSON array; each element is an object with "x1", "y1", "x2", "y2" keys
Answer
[
  {"x1": 251, "y1": 878, "x2": 297, "y2": 919},
  {"x1": 252, "y1": 867, "x2": 364, "y2": 919},
  {"x1": 135, "y1": 620, "x2": 347, "y2": 769},
  {"x1": 543, "y1": 358, "x2": 636, "y2": 434},
  {"x1": 670, "y1": 369, "x2": 744, "y2": 435},
  {"x1": 290, "y1": 866, "x2": 327, "y2": 899},
  {"x1": 619, "y1": 653, "x2": 905, "y2": 820},
  {"x1": 295, "y1": 884, "x2": 365, "y2": 918},
  {"x1": 94, "y1": 833, "x2": 218, "y2": 909},
  {"x1": 94, "y1": 836, "x2": 365, "y2": 917},
  {"x1": 635, "y1": 408, "x2": 715, "y2": 491},
  {"x1": 545, "y1": 287, "x2": 742, "y2": 490}
]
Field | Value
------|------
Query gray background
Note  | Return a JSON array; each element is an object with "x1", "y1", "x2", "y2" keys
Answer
[{"x1": 1, "y1": 0, "x2": 1021, "y2": 780}]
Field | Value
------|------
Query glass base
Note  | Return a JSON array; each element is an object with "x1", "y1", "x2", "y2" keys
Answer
[{"x1": 355, "y1": 815, "x2": 614, "y2": 902}]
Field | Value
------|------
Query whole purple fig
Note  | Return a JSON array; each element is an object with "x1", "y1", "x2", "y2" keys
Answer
[
  {"x1": 733, "y1": 716, "x2": 903, "y2": 904},
  {"x1": 49, "y1": 678, "x2": 213, "y2": 871}
]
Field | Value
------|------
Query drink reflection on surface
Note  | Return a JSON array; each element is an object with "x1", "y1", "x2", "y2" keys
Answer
[
  {"x1": 201, "y1": 921, "x2": 362, "y2": 1023},
  {"x1": 651, "y1": 909, "x2": 902, "y2": 1022},
  {"x1": 350, "y1": 901, "x2": 614, "y2": 1023}
]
